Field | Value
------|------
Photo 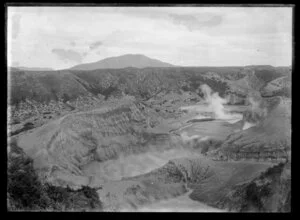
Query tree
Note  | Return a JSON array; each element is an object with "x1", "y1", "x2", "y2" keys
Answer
[{"x1": 7, "y1": 141, "x2": 51, "y2": 210}]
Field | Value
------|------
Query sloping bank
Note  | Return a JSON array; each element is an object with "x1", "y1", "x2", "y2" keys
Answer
[
  {"x1": 96, "y1": 155, "x2": 273, "y2": 211},
  {"x1": 16, "y1": 101, "x2": 168, "y2": 188},
  {"x1": 7, "y1": 141, "x2": 102, "y2": 211}
]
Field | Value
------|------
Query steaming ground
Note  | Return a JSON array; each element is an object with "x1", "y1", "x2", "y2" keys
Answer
[
  {"x1": 87, "y1": 98, "x2": 250, "y2": 211},
  {"x1": 96, "y1": 85, "x2": 280, "y2": 211},
  {"x1": 83, "y1": 148, "x2": 198, "y2": 186},
  {"x1": 14, "y1": 83, "x2": 286, "y2": 212},
  {"x1": 176, "y1": 103, "x2": 244, "y2": 140}
]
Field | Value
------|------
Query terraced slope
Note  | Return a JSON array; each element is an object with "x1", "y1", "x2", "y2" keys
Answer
[
  {"x1": 96, "y1": 155, "x2": 273, "y2": 211},
  {"x1": 16, "y1": 101, "x2": 172, "y2": 188}
]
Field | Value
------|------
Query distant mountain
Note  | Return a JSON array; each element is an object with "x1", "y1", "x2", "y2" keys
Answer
[
  {"x1": 245, "y1": 65, "x2": 274, "y2": 68},
  {"x1": 70, "y1": 54, "x2": 176, "y2": 70},
  {"x1": 13, "y1": 66, "x2": 54, "y2": 71}
]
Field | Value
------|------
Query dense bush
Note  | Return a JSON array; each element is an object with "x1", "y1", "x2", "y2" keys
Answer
[
  {"x1": 254, "y1": 68, "x2": 287, "y2": 84},
  {"x1": 7, "y1": 141, "x2": 51, "y2": 210},
  {"x1": 9, "y1": 122, "x2": 35, "y2": 136},
  {"x1": 215, "y1": 162, "x2": 291, "y2": 212},
  {"x1": 44, "y1": 184, "x2": 102, "y2": 211},
  {"x1": 7, "y1": 141, "x2": 102, "y2": 211},
  {"x1": 10, "y1": 66, "x2": 290, "y2": 106}
]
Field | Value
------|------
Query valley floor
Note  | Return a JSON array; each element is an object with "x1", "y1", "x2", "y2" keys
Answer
[
  {"x1": 126, "y1": 190, "x2": 225, "y2": 212},
  {"x1": 10, "y1": 97, "x2": 291, "y2": 212}
]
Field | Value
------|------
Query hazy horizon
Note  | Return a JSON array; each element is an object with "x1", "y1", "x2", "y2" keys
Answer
[{"x1": 7, "y1": 7, "x2": 293, "y2": 70}]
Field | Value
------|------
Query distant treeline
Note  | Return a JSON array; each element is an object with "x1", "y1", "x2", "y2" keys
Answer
[{"x1": 8, "y1": 66, "x2": 290, "y2": 106}]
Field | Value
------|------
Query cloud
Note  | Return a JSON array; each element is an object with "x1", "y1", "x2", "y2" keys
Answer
[
  {"x1": 51, "y1": 48, "x2": 83, "y2": 63},
  {"x1": 12, "y1": 61, "x2": 19, "y2": 67},
  {"x1": 89, "y1": 41, "x2": 103, "y2": 50},
  {"x1": 82, "y1": 52, "x2": 88, "y2": 57},
  {"x1": 169, "y1": 14, "x2": 223, "y2": 31},
  {"x1": 201, "y1": 15, "x2": 222, "y2": 26},
  {"x1": 11, "y1": 14, "x2": 21, "y2": 39},
  {"x1": 70, "y1": 41, "x2": 76, "y2": 46},
  {"x1": 8, "y1": 7, "x2": 292, "y2": 68}
]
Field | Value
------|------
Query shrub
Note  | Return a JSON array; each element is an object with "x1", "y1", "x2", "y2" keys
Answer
[
  {"x1": 7, "y1": 141, "x2": 102, "y2": 211},
  {"x1": 7, "y1": 142, "x2": 51, "y2": 210}
]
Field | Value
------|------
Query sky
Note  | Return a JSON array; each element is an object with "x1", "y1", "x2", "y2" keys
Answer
[{"x1": 7, "y1": 6, "x2": 293, "y2": 70}]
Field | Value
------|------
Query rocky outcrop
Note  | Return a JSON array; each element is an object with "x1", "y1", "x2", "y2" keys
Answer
[
  {"x1": 224, "y1": 70, "x2": 265, "y2": 105},
  {"x1": 210, "y1": 148, "x2": 289, "y2": 163},
  {"x1": 213, "y1": 162, "x2": 291, "y2": 212},
  {"x1": 207, "y1": 97, "x2": 291, "y2": 163},
  {"x1": 261, "y1": 76, "x2": 291, "y2": 98}
]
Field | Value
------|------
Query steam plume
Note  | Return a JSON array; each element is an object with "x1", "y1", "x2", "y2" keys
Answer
[
  {"x1": 199, "y1": 84, "x2": 242, "y2": 122},
  {"x1": 87, "y1": 147, "x2": 197, "y2": 184},
  {"x1": 180, "y1": 132, "x2": 200, "y2": 142},
  {"x1": 242, "y1": 95, "x2": 268, "y2": 130}
]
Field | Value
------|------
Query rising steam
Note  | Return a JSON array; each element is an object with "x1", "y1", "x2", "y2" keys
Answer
[
  {"x1": 249, "y1": 96, "x2": 268, "y2": 117},
  {"x1": 180, "y1": 132, "x2": 200, "y2": 142},
  {"x1": 199, "y1": 84, "x2": 242, "y2": 122},
  {"x1": 85, "y1": 147, "x2": 198, "y2": 185},
  {"x1": 242, "y1": 95, "x2": 268, "y2": 130}
]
